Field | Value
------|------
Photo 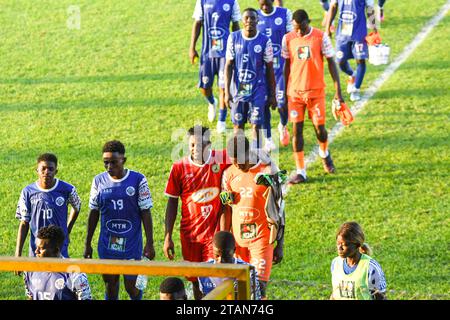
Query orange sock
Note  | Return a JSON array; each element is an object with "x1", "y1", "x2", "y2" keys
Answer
[
  {"x1": 319, "y1": 141, "x2": 329, "y2": 158},
  {"x1": 294, "y1": 151, "x2": 305, "y2": 170}
]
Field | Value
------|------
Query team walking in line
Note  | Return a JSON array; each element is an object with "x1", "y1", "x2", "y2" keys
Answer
[{"x1": 13, "y1": 0, "x2": 389, "y2": 300}]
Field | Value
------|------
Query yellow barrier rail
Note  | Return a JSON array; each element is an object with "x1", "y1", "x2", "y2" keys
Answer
[
  {"x1": 0, "y1": 257, "x2": 250, "y2": 300},
  {"x1": 203, "y1": 279, "x2": 235, "y2": 300}
]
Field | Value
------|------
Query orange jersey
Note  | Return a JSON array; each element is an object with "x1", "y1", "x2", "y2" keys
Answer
[
  {"x1": 165, "y1": 150, "x2": 230, "y2": 243},
  {"x1": 282, "y1": 27, "x2": 334, "y2": 98},
  {"x1": 222, "y1": 160, "x2": 276, "y2": 248}
]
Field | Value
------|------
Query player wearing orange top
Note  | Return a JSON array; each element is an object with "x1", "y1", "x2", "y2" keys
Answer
[
  {"x1": 164, "y1": 125, "x2": 230, "y2": 300},
  {"x1": 221, "y1": 134, "x2": 284, "y2": 299},
  {"x1": 282, "y1": 9, "x2": 344, "y2": 184}
]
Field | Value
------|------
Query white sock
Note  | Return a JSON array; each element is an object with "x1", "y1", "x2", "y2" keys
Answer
[
  {"x1": 296, "y1": 168, "x2": 307, "y2": 178},
  {"x1": 319, "y1": 148, "x2": 329, "y2": 159}
]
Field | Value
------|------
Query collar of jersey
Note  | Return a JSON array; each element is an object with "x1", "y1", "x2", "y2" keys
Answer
[
  {"x1": 260, "y1": 7, "x2": 277, "y2": 17},
  {"x1": 107, "y1": 169, "x2": 130, "y2": 182},
  {"x1": 35, "y1": 178, "x2": 59, "y2": 192},
  {"x1": 241, "y1": 30, "x2": 260, "y2": 41},
  {"x1": 296, "y1": 26, "x2": 314, "y2": 38},
  {"x1": 188, "y1": 149, "x2": 212, "y2": 168}
]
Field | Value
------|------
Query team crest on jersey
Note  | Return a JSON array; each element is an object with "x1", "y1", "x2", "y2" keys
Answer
[
  {"x1": 126, "y1": 186, "x2": 135, "y2": 196},
  {"x1": 211, "y1": 164, "x2": 220, "y2": 173},
  {"x1": 202, "y1": 76, "x2": 210, "y2": 84},
  {"x1": 201, "y1": 204, "x2": 213, "y2": 219},
  {"x1": 290, "y1": 110, "x2": 298, "y2": 118},
  {"x1": 234, "y1": 113, "x2": 243, "y2": 121},
  {"x1": 297, "y1": 46, "x2": 310, "y2": 60},
  {"x1": 336, "y1": 50, "x2": 344, "y2": 59},
  {"x1": 275, "y1": 17, "x2": 283, "y2": 26},
  {"x1": 254, "y1": 45, "x2": 262, "y2": 53},
  {"x1": 223, "y1": 3, "x2": 230, "y2": 12},
  {"x1": 240, "y1": 223, "x2": 257, "y2": 240},
  {"x1": 55, "y1": 196, "x2": 65, "y2": 207},
  {"x1": 54, "y1": 278, "x2": 65, "y2": 290},
  {"x1": 338, "y1": 280, "x2": 356, "y2": 299}
]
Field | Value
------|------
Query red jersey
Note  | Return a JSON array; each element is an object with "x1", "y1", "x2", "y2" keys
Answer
[{"x1": 165, "y1": 150, "x2": 230, "y2": 243}]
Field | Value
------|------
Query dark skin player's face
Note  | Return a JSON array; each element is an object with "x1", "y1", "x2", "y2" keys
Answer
[
  {"x1": 230, "y1": 155, "x2": 252, "y2": 172},
  {"x1": 293, "y1": 19, "x2": 310, "y2": 36},
  {"x1": 336, "y1": 235, "x2": 360, "y2": 259},
  {"x1": 259, "y1": 0, "x2": 274, "y2": 14},
  {"x1": 189, "y1": 135, "x2": 211, "y2": 165},
  {"x1": 35, "y1": 238, "x2": 59, "y2": 258},
  {"x1": 242, "y1": 11, "x2": 258, "y2": 36},
  {"x1": 103, "y1": 152, "x2": 126, "y2": 179},
  {"x1": 213, "y1": 244, "x2": 235, "y2": 264},
  {"x1": 37, "y1": 161, "x2": 57, "y2": 188}
]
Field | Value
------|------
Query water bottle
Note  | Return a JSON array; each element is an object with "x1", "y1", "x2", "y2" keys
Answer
[{"x1": 135, "y1": 256, "x2": 149, "y2": 290}]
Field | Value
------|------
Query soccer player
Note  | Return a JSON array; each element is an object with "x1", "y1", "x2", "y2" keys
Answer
[
  {"x1": 331, "y1": 221, "x2": 387, "y2": 300},
  {"x1": 224, "y1": 8, "x2": 277, "y2": 151},
  {"x1": 199, "y1": 231, "x2": 261, "y2": 300},
  {"x1": 325, "y1": 0, "x2": 378, "y2": 102},
  {"x1": 190, "y1": 0, "x2": 241, "y2": 132},
  {"x1": 24, "y1": 225, "x2": 92, "y2": 300},
  {"x1": 282, "y1": 9, "x2": 344, "y2": 183},
  {"x1": 257, "y1": 0, "x2": 293, "y2": 149},
  {"x1": 84, "y1": 140, "x2": 155, "y2": 300},
  {"x1": 221, "y1": 134, "x2": 284, "y2": 299},
  {"x1": 164, "y1": 125, "x2": 230, "y2": 300},
  {"x1": 160, "y1": 277, "x2": 187, "y2": 300},
  {"x1": 15, "y1": 153, "x2": 81, "y2": 261}
]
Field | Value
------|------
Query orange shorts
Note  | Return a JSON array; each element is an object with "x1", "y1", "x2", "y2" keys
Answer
[
  {"x1": 235, "y1": 237, "x2": 273, "y2": 282},
  {"x1": 181, "y1": 237, "x2": 213, "y2": 282},
  {"x1": 288, "y1": 95, "x2": 326, "y2": 126}
]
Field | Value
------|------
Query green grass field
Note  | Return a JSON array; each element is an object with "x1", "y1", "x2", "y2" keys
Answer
[{"x1": 0, "y1": 0, "x2": 448, "y2": 300}]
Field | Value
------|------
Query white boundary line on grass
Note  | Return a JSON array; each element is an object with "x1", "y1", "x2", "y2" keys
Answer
[{"x1": 284, "y1": 0, "x2": 450, "y2": 193}]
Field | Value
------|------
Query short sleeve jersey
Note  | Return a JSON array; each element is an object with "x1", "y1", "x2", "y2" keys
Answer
[
  {"x1": 25, "y1": 271, "x2": 92, "y2": 300},
  {"x1": 193, "y1": 0, "x2": 241, "y2": 58},
  {"x1": 281, "y1": 27, "x2": 334, "y2": 97},
  {"x1": 257, "y1": 7, "x2": 292, "y2": 74},
  {"x1": 226, "y1": 31, "x2": 273, "y2": 102},
  {"x1": 16, "y1": 179, "x2": 81, "y2": 257},
  {"x1": 222, "y1": 158, "x2": 278, "y2": 247},
  {"x1": 165, "y1": 150, "x2": 230, "y2": 243},
  {"x1": 331, "y1": 0, "x2": 374, "y2": 42},
  {"x1": 89, "y1": 170, "x2": 153, "y2": 260}
]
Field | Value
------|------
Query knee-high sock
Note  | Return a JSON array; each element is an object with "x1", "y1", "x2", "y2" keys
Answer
[
  {"x1": 340, "y1": 61, "x2": 354, "y2": 77},
  {"x1": 355, "y1": 62, "x2": 366, "y2": 89},
  {"x1": 294, "y1": 151, "x2": 305, "y2": 170}
]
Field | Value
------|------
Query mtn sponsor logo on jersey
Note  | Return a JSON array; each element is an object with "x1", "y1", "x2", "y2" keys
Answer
[
  {"x1": 106, "y1": 219, "x2": 133, "y2": 234},
  {"x1": 238, "y1": 69, "x2": 257, "y2": 82},
  {"x1": 126, "y1": 186, "x2": 135, "y2": 196},
  {"x1": 340, "y1": 11, "x2": 357, "y2": 23},
  {"x1": 55, "y1": 196, "x2": 65, "y2": 206},
  {"x1": 238, "y1": 206, "x2": 260, "y2": 221},
  {"x1": 254, "y1": 45, "x2": 262, "y2": 53},
  {"x1": 191, "y1": 187, "x2": 220, "y2": 204},
  {"x1": 54, "y1": 278, "x2": 65, "y2": 290},
  {"x1": 208, "y1": 27, "x2": 226, "y2": 39}
]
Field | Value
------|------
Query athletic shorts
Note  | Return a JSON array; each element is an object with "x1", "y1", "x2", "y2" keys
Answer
[
  {"x1": 181, "y1": 237, "x2": 214, "y2": 282},
  {"x1": 275, "y1": 72, "x2": 286, "y2": 109},
  {"x1": 198, "y1": 56, "x2": 225, "y2": 89},
  {"x1": 288, "y1": 94, "x2": 326, "y2": 126},
  {"x1": 235, "y1": 238, "x2": 273, "y2": 282},
  {"x1": 335, "y1": 39, "x2": 369, "y2": 62},
  {"x1": 230, "y1": 98, "x2": 266, "y2": 126}
]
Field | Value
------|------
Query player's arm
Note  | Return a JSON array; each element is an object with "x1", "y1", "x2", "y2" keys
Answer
[
  {"x1": 164, "y1": 197, "x2": 179, "y2": 260},
  {"x1": 15, "y1": 221, "x2": 29, "y2": 258},
  {"x1": 219, "y1": 204, "x2": 232, "y2": 231},
  {"x1": 323, "y1": 33, "x2": 344, "y2": 103},
  {"x1": 83, "y1": 209, "x2": 99, "y2": 259},
  {"x1": 366, "y1": 2, "x2": 378, "y2": 33},
  {"x1": 141, "y1": 209, "x2": 155, "y2": 260},
  {"x1": 15, "y1": 190, "x2": 30, "y2": 274},
  {"x1": 189, "y1": 0, "x2": 203, "y2": 64},
  {"x1": 67, "y1": 187, "x2": 81, "y2": 236},
  {"x1": 324, "y1": 1, "x2": 338, "y2": 37},
  {"x1": 264, "y1": 40, "x2": 277, "y2": 110},
  {"x1": 273, "y1": 228, "x2": 284, "y2": 264},
  {"x1": 282, "y1": 34, "x2": 290, "y2": 113},
  {"x1": 231, "y1": 0, "x2": 241, "y2": 31}
]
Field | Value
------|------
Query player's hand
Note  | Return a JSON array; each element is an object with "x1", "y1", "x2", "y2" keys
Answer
[
  {"x1": 224, "y1": 92, "x2": 233, "y2": 109},
  {"x1": 189, "y1": 48, "x2": 199, "y2": 65},
  {"x1": 83, "y1": 244, "x2": 93, "y2": 259},
  {"x1": 273, "y1": 243, "x2": 284, "y2": 264},
  {"x1": 268, "y1": 95, "x2": 277, "y2": 110},
  {"x1": 334, "y1": 91, "x2": 344, "y2": 104},
  {"x1": 163, "y1": 237, "x2": 175, "y2": 260},
  {"x1": 144, "y1": 242, "x2": 155, "y2": 260}
]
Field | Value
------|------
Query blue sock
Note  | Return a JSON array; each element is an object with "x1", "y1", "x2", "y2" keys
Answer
[
  {"x1": 320, "y1": 0, "x2": 329, "y2": 11},
  {"x1": 129, "y1": 290, "x2": 143, "y2": 300},
  {"x1": 204, "y1": 95, "x2": 215, "y2": 105},
  {"x1": 339, "y1": 61, "x2": 354, "y2": 77},
  {"x1": 105, "y1": 292, "x2": 118, "y2": 300},
  {"x1": 355, "y1": 62, "x2": 366, "y2": 89},
  {"x1": 219, "y1": 108, "x2": 227, "y2": 122},
  {"x1": 264, "y1": 109, "x2": 272, "y2": 139},
  {"x1": 279, "y1": 107, "x2": 288, "y2": 126}
]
